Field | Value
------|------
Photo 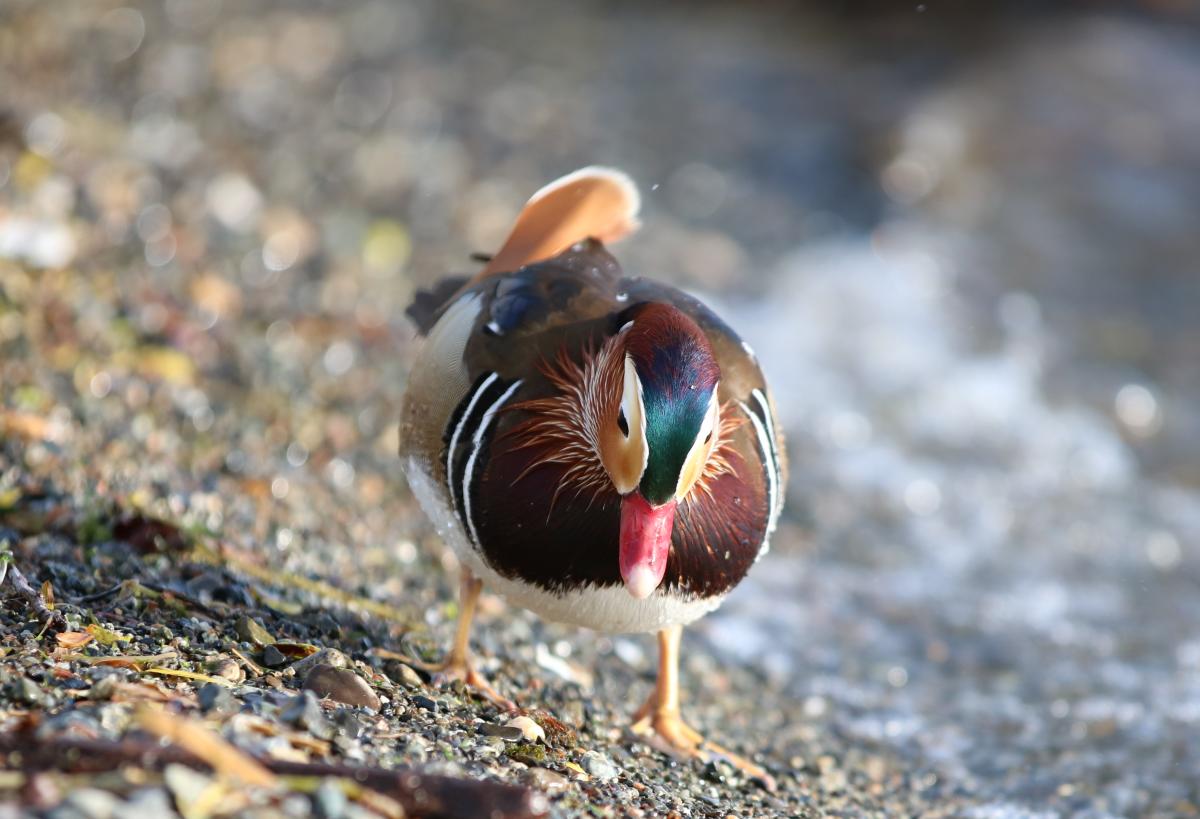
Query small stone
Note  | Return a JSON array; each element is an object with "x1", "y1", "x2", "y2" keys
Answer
[
  {"x1": 385, "y1": 661, "x2": 424, "y2": 688},
  {"x1": 197, "y1": 682, "x2": 238, "y2": 715},
  {"x1": 283, "y1": 690, "x2": 335, "y2": 740},
  {"x1": 479, "y1": 723, "x2": 524, "y2": 741},
  {"x1": 302, "y1": 664, "x2": 381, "y2": 710},
  {"x1": 580, "y1": 750, "x2": 620, "y2": 781},
  {"x1": 14, "y1": 676, "x2": 48, "y2": 706},
  {"x1": 400, "y1": 736, "x2": 429, "y2": 763},
  {"x1": 122, "y1": 787, "x2": 174, "y2": 819},
  {"x1": 313, "y1": 779, "x2": 348, "y2": 819},
  {"x1": 206, "y1": 657, "x2": 245, "y2": 683},
  {"x1": 87, "y1": 674, "x2": 119, "y2": 701},
  {"x1": 234, "y1": 615, "x2": 275, "y2": 647},
  {"x1": 411, "y1": 694, "x2": 438, "y2": 712},
  {"x1": 261, "y1": 644, "x2": 287, "y2": 667},
  {"x1": 560, "y1": 700, "x2": 586, "y2": 728},
  {"x1": 505, "y1": 715, "x2": 546, "y2": 743},
  {"x1": 521, "y1": 767, "x2": 569, "y2": 793},
  {"x1": 164, "y1": 763, "x2": 213, "y2": 808},
  {"x1": 64, "y1": 786, "x2": 120, "y2": 819},
  {"x1": 292, "y1": 647, "x2": 349, "y2": 677}
]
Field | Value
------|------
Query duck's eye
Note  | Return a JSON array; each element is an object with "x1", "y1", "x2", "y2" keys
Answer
[{"x1": 617, "y1": 408, "x2": 630, "y2": 437}]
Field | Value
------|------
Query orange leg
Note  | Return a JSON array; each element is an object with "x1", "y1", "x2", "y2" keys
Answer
[
  {"x1": 631, "y1": 625, "x2": 776, "y2": 791},
  {"x1": 406, "y1": 568, "x2": 517, "y2": 711}
]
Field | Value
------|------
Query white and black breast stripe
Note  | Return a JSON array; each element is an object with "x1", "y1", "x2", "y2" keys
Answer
[
  {"x1": 739, "y1": 388, "x2": 782, "y2": 555},
  {"x1": 443, "y1": 372, "x2": 523, "y2": 547}
]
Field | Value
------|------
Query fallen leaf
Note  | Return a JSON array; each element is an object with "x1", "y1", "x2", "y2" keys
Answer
[
  {"x1": 563, "y1": 761, "x2": 589, "y2": 779},
  {"x1": 40, "y1": 580, "x2": 54, "y2": 610},
  {"x1": 271, "y1": 642, "x2": 319, "y2": 659},
  {"x1": 86, "y1": 623, "x2": 131, "y2": 646},
  {"x1": 55, "y1": 631, "x2": 95, "y2": 649}
]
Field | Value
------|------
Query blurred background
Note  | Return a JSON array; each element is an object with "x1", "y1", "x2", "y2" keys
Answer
[{"x1": 3, "y1": 1, "x2": 1200, "y2": 816}]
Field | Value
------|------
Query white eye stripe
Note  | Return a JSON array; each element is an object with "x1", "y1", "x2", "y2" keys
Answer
[{"x1": 462, "y1": 378, "x2": 523, "y2": 547}]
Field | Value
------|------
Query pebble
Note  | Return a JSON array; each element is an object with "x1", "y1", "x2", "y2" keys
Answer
[
  {"x1": 234, "y1": 615, "x2": 275, "y2": 647},
  {"x1": 302, "y1": 664, "x2": 381, "y2": 710},
  {"x1": 560, "y1": 700, "x2": 586, "y2": 728},
  {"x1": 385, "y1": 660, "x2": 424, "y2": 688},
  {"x1": 505, "y1": 715, "x2": 546, "y2": 743},
  {"x1": 313, "y1": 779, "x2": 348, "y2": 818},
  {"x1": 521, "y1": 767, "x2": 569, "y2": 793},
  {"x1": 13, "y1": 676, "x2": 49, "y2": 706},
  {"x1": 164, "y1": 764, "x2": 213, "y2": 808},
  {"x1": 197, "y1": 682, "x2": 238, "y2": 715},
  {"x1": 580, "y1": 750, "x2": 621, "y2": 781},
  {"x1": 63, "y1": 787, "x2": 120, "y2": 819},
  {"x1": 86, "y1": 674, "x2": 119, "y2": 701},
  {"x1": 292, "y1": 648, "x2": 349, "y2": 677},
  {"x1": 282, "y1": 690, "x2": 335, "y2": 740},
  {"x1": 261, "y1": 644, "x2": 288, "y2": 667},
  {"x1": 207, "y1": 657, "x2": 245, "y2": 683},
  {"x1": 121, "y1": 788, "x2": 175, "y2": 819},
  {"x1": 479, "y1": 723, "x2": 524, "y2": 741},
  {"x1": 411, "y1": 694, "x2": 438, "y2": 712}
]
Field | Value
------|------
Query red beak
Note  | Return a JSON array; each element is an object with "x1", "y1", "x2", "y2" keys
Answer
[{"x1": 619, "y1": 492, "x2": 676, "y2": 599}]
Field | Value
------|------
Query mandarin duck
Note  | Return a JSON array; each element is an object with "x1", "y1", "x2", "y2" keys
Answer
[{"x1": 399, "y1": 167, "x2": 785, "y2": 785}]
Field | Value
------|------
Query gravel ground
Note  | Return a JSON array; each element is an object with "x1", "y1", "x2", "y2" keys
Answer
[{"x1": 3, "y1": 2, "x2": 1200, "y2": 818}]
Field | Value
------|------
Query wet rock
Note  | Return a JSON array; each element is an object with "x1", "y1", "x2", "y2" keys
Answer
[
  {"x1": 580, "y1": 750, "x2": 620, "y2": 781},
  {"x1": 302, "y1": 664, "x2": 380, "y2": 710}
]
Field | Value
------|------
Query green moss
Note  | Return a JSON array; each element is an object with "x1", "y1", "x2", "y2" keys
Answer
[{"x1": 505, "y1": 742, "x2": 548, "y2": 765}]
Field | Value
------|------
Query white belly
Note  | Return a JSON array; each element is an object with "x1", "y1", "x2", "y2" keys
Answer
[{"x1": 403, "y1": 456, "x2": 724, "y2": 634}]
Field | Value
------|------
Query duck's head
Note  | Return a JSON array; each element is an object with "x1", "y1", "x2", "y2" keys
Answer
[{"x1": 597, "y1": 303, "x2": 721, "y2": 599}]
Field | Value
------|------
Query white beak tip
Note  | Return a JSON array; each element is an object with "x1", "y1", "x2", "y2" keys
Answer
[{"x1": 623, "y1": 566, "x2": 659, "y2": 600}]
